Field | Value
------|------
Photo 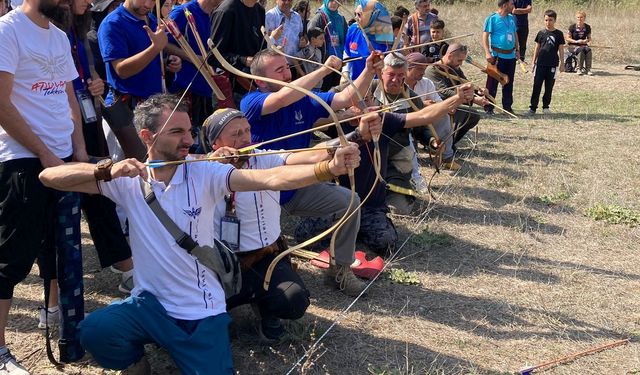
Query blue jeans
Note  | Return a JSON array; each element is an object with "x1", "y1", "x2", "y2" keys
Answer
[{"x1": 78, "y1": 291, "x2": 234, "y2": 374}]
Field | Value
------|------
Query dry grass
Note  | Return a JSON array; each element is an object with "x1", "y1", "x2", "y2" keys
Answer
[{"x1": 7, "y1": 2, "x2": 640, "y2": 374}]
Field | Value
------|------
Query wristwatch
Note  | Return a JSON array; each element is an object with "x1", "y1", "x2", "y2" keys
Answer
[{"x1": 94, "y1": 158, "x2": 113, "y2": 182}]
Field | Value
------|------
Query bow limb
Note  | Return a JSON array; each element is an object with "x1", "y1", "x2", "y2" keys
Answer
[{"x1": 208, "y1": 39, "x2": 356, "y2": 290}]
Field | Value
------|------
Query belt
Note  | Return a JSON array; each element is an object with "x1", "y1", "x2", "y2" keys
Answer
[
  {"x1": 236, "y1": 237, "x2": 287, "y2": 271},
  {"x1": 491, "y1": 46, "x2": 515, "y2": 54}
]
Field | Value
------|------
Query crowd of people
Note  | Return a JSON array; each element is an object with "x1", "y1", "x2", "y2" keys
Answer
[{"x1": 0, "y1": 0, "x2": 597, "y2": 372}]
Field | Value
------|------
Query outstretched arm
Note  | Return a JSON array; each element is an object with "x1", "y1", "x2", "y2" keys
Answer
[{"x1": 404, "y1": 84, "x2": 474, "y2": 128}]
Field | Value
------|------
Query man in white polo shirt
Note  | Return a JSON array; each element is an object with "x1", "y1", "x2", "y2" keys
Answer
[{"x1": 38, "y1": 94, "x2": 361, "y2": 374}]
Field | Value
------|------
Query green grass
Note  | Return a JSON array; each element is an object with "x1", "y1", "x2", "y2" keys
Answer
[
  {"x1": 387, "y1": 268, "x2": 422, "y2": 285},
  {"x1": 537, "y1": 191, "x2": 573, "y2": 205},
  {"x1": 585, "y1": 203, "x2": 640, "y2": 226}
]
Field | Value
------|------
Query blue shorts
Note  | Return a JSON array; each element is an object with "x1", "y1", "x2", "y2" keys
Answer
[{"x1": 78, "y1": 291, "x2": 234, "y2": 374}]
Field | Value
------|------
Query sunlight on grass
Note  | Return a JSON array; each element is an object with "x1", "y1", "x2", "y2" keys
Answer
[{"x1": 585, "y1": 203, "x2": 640, "y2": 226}]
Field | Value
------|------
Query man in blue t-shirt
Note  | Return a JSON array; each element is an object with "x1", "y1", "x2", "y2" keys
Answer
[
  {"x1": 98, "y1": 0, "x2": 183, "y2": 160},
  {"x1": 482, "y1": 0, "x2": 519, "y2": 114},
  {"x1": 240, "y1": 47, "x2": 379, "y2": 261}
]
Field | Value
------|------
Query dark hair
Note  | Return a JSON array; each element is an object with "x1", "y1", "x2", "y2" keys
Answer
[
  {"x1": 394, "y1": 5, "x2": 409, "y2": 18},
  {"x1": 544, "y1": 9, "x2": 557, "y2": 19},
  {"x1": 430, "y1": 19, "x2": 444, "y2": 30},
  {"x1": 391, "y1": 16, "x2": 402, "y2": 30},
  {"x1": 250, "y1": 48, "x2": 283, "y2": 76},
  {"x1": 498, "y1": 0, "x2": 511, "y2": 7},
  {"x1": 134, "y1": 94, "x2": 189, "y2": 133},
  {"x1": 293, "y1": 0, "x2": 308, "y2": 15},
  {"x1": 307, "y1": 26, "x2": 323, "y2": 39}
]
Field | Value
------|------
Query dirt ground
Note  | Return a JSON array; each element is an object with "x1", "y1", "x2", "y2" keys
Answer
[{"x1": 7, "y1": 2, "x2": 640, "y2": 374}]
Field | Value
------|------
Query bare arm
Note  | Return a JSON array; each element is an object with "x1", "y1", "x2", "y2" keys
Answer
[
  {"x1": 0, "y1": 72, "x2": 64, "y2": 167},
  {"x1": 483, "y1": 31, "x2": 493, "y2": 62},
  {"x1": 404, "y1": 84, "x2": 473, "y2": 128},
  {"x1": 260, "y1": 56, "x2": 342, "y2": 115},
  {"x1": 165, "y1": 42, "x2": 189, "y2": 61},
  {"x1": 512, "y1": 5, "x2": 532, "y2": 14},
  {"x1": 531, "y1": 42, "x2": 540, "y2": 65},
  {"x1": 229, "y1": 143, "x2": 360, "y2": 191},
  {"x1": 330, "y1": 53, "x2": 380, "y2": 110},
  {"x1": 39, "y1": 158, "x2": 149, "y2": 194},
  {"x1": 66, "y1": 82, "x2": 88, "y2": 162}
]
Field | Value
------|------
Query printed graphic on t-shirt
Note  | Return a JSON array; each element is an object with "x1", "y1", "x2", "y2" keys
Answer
[{"x1": 27, "y1": 47, "x2": 69, "y2": 81}]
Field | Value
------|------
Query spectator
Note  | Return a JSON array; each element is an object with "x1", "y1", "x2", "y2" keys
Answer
[{"x1": 308, "y1": 0, "x2": 347, "y2": 90}]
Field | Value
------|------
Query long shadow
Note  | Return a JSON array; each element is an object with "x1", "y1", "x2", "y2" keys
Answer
[
  {"x1": 453, "y1": 186, "x2": 576, "y2": 214},
  {"x1": 468, "y1": 149, "x2": 569, "y2": 166},
  {"x1": 427, "y1": 203, "x2": 565, "y2": 235},
  {"x1": 227, "y1": 306, "x2": 501, "y2": 375},
  {"x1": 541, "y1": 112, "x2": 639, "y2": 123},
  {"x1": 455, "y1": 159, "x2": 528, "y2": 181},
  {"x1": 589, "y1": 70, "x2": 640, "y2": 78}
]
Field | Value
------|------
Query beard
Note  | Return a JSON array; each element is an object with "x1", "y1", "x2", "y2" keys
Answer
[{"x1": 40, "y1": 0, "x2": 70, "y2": 28}]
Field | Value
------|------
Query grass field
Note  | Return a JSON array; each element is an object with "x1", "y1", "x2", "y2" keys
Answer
[{"x1": 7, "y1": 1, "x2": 640, "y2": 374}]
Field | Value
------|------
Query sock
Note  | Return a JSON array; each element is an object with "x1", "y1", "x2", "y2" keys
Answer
[
  {"x1": 121, "y1": 269, "x2": 134, "y2": 280},
  {"x1": 47, "y1": 306, "x2": 59, "y2": 313}
]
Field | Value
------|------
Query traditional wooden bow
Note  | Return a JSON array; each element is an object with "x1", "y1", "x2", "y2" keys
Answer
[{"x1": 207, "y1": 38, "x2": 358, "y2": 291}]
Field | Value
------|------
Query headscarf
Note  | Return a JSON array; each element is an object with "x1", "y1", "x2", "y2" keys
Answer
[
  {"x1": 357, "y1": 0, "x2": 393, "y2": 44},
  {"x1": 321, "y1": 0, "x2": 345, "y2": 43}
]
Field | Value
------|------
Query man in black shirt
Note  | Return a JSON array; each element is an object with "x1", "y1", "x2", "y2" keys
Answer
[{"x1": 512, "y1": 0, "x2": 532, "y2": 61}]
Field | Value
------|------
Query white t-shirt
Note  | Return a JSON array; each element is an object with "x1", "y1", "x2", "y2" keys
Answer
[
  {"x1": 413, "y1": 78, "x2": 443, "y2": 103},
  {"x1": 0, "y1": 9, "x2": 78, "y2": 162},
  {"x1": 214, "y1": 150, "x2": 288, "y2": 252},
  {"x1": 99, "y1": 161, "x2": 235, "y2": 320}
]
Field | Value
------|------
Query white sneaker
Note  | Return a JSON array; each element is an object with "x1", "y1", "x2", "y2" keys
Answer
[
  {"x1": 586, "y1": 71, "x2": 593, "y2": 76},
  {"x1": 0, "y1": 349, "x2": 30, "y2": 375},
  {"x1": 542, "y1": 108, "x2": 552, "y2": 115},
  {"x1": 38, "y1": 307, "x2": 60, "y2": 330}
]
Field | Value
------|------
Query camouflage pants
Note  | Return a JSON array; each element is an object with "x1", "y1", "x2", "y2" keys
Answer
[{"x1": 295, "y1": 206, "x2": 397, "y2": 257}]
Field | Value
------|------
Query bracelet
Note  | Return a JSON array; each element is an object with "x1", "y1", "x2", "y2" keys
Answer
[{"x1": 313, "y1": 160, "x2": 334, "y2": 182}]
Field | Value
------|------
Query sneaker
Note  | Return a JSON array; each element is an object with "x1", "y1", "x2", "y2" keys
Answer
[
  {"x1": 577, "y1": 70, "x2": 585, "y2": 76},
  {"x1": 258, "y1": 316, "x2": 285, "y2": 343},
  {"x1": 0, "y1": 349, "x2": 30, "y2": 375},
  {"x1": 542, "y1": 108, "x2": 552, "y2": 115},
  {"x1": 525, "y1": 109, "x2": 536, "y2": 116},
  {"x1": 441, "y1": 160, "x2": 461, "y2": 171},
  {"x1": 586, "y1": 70, "x2": 593, "y2": 76},
  {"x1": 122, "y1": 356, "x2": 150, "y2": 375},
  {"x1": 327, "y1": 265, "x2": 367, "y2": 297},
  {"x1": 38, "y1": 306, "x2": 60, "y2": 330},
  {"x1": 119, "y1": 270, "x2": 134, "y2": 294}
]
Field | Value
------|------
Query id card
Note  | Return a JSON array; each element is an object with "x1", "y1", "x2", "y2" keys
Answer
[
  {"x1": 220, "y1": 216, "x2": 240, "y2": 251},
  {"x1": 75, "y1": 89, "x2": 97, "y2": 123},
  {"x1": 507, "y1": 34, "x2": 513, "y2": 42},
  {"x1": 330, "y1": 32, "x2": 339, "y2": 47}
]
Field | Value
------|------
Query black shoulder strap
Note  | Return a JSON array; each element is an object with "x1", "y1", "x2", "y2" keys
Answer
[{"x1": 139, "y1": 179, "x2": 198, "y2": 252}]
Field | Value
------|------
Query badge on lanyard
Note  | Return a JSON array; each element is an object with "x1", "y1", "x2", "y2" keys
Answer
[
  {"x1": 507, "y1": 33, "x2": 513, "y2": 42},
  {"x1": 75, "y1": 89, "x2": 97, "y2": 123},
  {"x1": 220, "y1": 193, "x2": 240, "y2": 251}
]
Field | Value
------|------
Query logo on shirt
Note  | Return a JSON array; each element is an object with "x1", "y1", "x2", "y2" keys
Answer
[
  {"x1": 183, "y1": 206, "x2": 202, "y2": 219},
  {"x1": 294, "y1": 110, "x2": 303, "y2": 124},
  {"x1": 31, "y1": 81, "x2": 66, "y2": 96},
  {"x1": 349, "y1": 41, "x2": 358, "y2": 53},
  {"x1": 26, "y1": 48, "x2": 68, "y2": 81},
  {"x1": 546, "y1": 35, "x2": 557, "y2": 46}
]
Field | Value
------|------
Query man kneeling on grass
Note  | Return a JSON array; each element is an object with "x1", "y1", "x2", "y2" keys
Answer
[{"x1": 38, "y1": 94, "x2": 361, "y2": 374}]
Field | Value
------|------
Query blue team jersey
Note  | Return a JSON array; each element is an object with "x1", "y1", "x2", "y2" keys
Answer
[
  {"x1": 98, "y1": 5, "x2": 163, "y2": 100},
  {"x1": 240, "y1": 90, "x2": 335, "y2": 203},
  {"x1": 483, "y1": 12, "x2": 517, "y2": 59},
  {"x1": 168, "y1": 0, "x2": 212, "y2": 97},
  {"x1": 343, "y1": 23, "x2": 387, "y2": 81}
]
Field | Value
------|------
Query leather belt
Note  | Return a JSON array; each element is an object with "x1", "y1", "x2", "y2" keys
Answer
[
  {"x1": 491, "y1": 46, "x2": 515, "y2": 54},
  {"x1": 236, "y1": 237, "x2": 287, "y2": 271}
]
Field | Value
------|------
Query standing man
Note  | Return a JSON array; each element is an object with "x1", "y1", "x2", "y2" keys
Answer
[
  {"x1": 512, "y1": 0, "x2": 532, "y2": 61},
  {"x1": 482, "y1": 0, "x2": 519, "y2": 115},
  {"x1": 39, "y1": 94, "x2": 361, "y2": 374},
  {"x1": 265, "y1": 0, "x2": 303, "y2": 71},
  {"x1": 0, "y1": 0, "x2": 88, "y2": 370},
  {"x1": 404, "y1": 0, "x2": 437, "y2": 49},
  {"x1": 98, "y1": 0, "x2": 182, "y2": 160},
  {"x1": 209, "y1": 0, "x2": 265, "y2": 104}
]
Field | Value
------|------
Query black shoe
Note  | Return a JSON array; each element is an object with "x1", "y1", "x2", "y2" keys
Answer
[
  {"x1": 485, "y1": 110, "x2": 495, "y2": 116},
  {"x1": 259, "y1": 317, "x2": 284, "y2": 343}
]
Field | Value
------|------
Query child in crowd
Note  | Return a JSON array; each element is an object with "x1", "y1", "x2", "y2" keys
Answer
[
  {"x1": 391, "y1": 16, "x2": 405, "y2": 50},
  {"x1": 566, "y1": 10, "x2": 592, "y2": 75},
  {"x1": 528, "y1": 9, "x2": 565, "y2": 115},
  {"x1": 294, "y1": 27, "x2": 325, "y2": 90},
  {"x1": 421, "y1": 19, "x2": 447, "y2": 62}
]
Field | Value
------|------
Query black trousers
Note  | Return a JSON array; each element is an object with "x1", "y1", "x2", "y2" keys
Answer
[
  {"x1": 226, "y1": 253, "x2": 310, "y2": 321},
  {"x1": 517, "y1": 24, "x2": 529, "y2": 61},
  {"x1": 530, "y1": 65, "x2": 556, "y2": 111}
]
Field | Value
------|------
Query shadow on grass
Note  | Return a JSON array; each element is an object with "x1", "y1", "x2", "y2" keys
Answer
[
  {"x1": 534, "y1": 112, "x2": 640, "y2": 123},
  {"x1": 227, "y1": 303, "x2": 501, "y2": 375},
  {"x1": 452, "y1": 186, "x2": 576, "y2": 214}
]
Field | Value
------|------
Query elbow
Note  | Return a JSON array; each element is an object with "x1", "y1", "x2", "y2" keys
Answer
[{"x1": 38, "y1": 169, "x2": 56, "y2": 189}]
